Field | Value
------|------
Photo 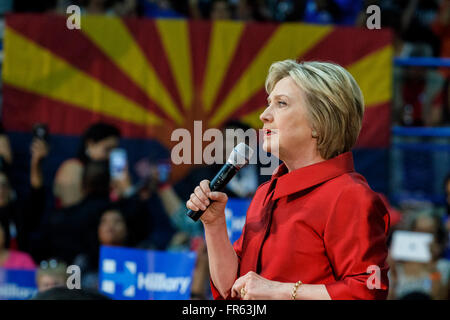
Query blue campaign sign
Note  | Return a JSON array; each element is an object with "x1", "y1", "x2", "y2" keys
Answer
[
  {"x1": 99, "y1": 246, "x2": 197, "y2": 300},
  {"x1": 0, "y1": 268, "x2": 38, "y2": 300},
  {"x1": 225, "y1": 198, "x2": 251, "y2": 244}
]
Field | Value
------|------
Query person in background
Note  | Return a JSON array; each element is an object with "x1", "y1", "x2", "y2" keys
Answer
[
  {"x1": 35, "y1": 259, "x2": 68, "y2": 292},
  {"x1": 443, "y1": 174, "x2": 450, "y2": 260},
  {"x1": 139, "y1": 0, "x2": 187, "y2": 18},
  {"x1": 31, "y1": 287, "x2": 111, "y2": 300},
  {"x1": 431, "y1": 0, "x2": 450, "y2": 125},
  {"x1": 302, "y1": 0, "x2": 341, "y2": 24},
  {"x1": 74, "y1": 207, "x2": 131, "y2": 290},
  {"x1": 0, "y1": 122, "x2": 12, "y2": 174},
  {"x1": 53, "y1": 122, "x2": 120, "y2": 209},
  {"x1": 0, "y1": 136, "x2": 48, "y2": 255},
  {"x1": 33, "y1": 160, "x2": 112, "y2": 264},
  {"x1": 34, "y1": 158, "x2": 153, "y2": 266},
  {"x1": 0, "y1": 223, "x2": 36, "y2": 270},
  {"x1": 209, "y1": 0, "x2": 232, "y2": 20},
  {"x1": 388, "y1": 214, "x2": 449, "y2": 300}
]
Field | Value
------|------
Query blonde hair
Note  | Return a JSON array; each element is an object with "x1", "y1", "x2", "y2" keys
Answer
[{"x1": 265, "y1": 59, "x2": 364, "y2": 159}]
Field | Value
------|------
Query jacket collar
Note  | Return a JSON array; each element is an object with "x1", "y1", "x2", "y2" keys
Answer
[{"x1": 271, "y1": 151, "x2": 355, "y2": 200}]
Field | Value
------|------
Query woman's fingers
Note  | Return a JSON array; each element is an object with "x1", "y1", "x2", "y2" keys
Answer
[
  {"x1": 189, "y1": 193, "x2": 207, "y2": 211},
  {"x1": 199, "y1": 179, "x2": 211, "y2": 195},
  {"x1": 230, "y1": 275, "x2": 247, "y2": 298},
  {"x1": 186, "y1": 180, "x2": 212, "y2": 212},
  {"x1": 194, "y1": 185, "x2": 210, "y2": 206},
  {"x1": 185, "y1": 179, "x2": 230, "y2": 214},
  {"x1": 208, "y1": 191, "x2": 228, "y2": 203},
  {"x1": 186, "y1": 199, "x2": 199, "y2": 211}
]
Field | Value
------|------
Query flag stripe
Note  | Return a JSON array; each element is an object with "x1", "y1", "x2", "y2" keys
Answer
[
  {"x1": 2, "y1": 84, "x2": 156, "y2": 138},
  {"x1": 81, "y1": 16, "x2": 183, "y2": 124},
  {"x1": 347, "y1": 45, "x2": 393, "y2": 107},
  {"x1": 202, "y1": 20, "x2": 245, "y2": 112},
  {"x1": 188, "y1": 20, "x2": 212, "y2": 96},
  {"x1": 3, "y1": 27, "x2": 162, "y2": 126},
  {"x1": 5, "y1": 14, "x2": 172, "y2": 123},
  {"x1": 124, "y1": 18, "x2": 185, "y2": 117},
  {"x1": 156, "y1": 19, "x2": 193, "y2": 110}
]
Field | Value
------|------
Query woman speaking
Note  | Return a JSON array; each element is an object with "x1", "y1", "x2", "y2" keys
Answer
[{"x1": 186, "y1": 59, "x2": 390, "y2": 300}]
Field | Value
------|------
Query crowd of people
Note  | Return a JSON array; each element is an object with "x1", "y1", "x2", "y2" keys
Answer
[
  {"x1": 0, "y1": 119, "x2": 448, "y2": 299},
  {"x1": 0, "y1": 120, "x2": 268, "y2": 299}
]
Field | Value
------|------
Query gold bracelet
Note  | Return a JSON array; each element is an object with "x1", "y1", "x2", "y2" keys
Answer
[{"x1": 291, "y1": 280, "x2": 302, "y2": 300}]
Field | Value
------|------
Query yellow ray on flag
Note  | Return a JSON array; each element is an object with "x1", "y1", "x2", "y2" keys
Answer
[
  {"x1": 156, "y1": 19, "x2": 193, "y2": 110},
  {"x1": 347, "y1": 45, "x2": 393, "y2": 108},
  {"x1": 209, "y1": 23, "x2": 333, "y2": 127},
  {"x1": 81, "y1": 16, "x2": 183, "y2": 124},
  {"x1": 202, "y1": 20, "x2": 245, "y2": 112},
  {"x1": 3, "y1": 27, "x2": 162, "y2": 126}
]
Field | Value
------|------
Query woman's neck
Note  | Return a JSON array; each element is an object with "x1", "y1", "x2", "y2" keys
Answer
[{"x1": 283, "y1": 152, "x2": 326, "y2": 173}]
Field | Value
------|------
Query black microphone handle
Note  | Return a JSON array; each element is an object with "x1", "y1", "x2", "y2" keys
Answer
[{"x1": 186, "y1": 163, "x2": 239, "y2": 221}]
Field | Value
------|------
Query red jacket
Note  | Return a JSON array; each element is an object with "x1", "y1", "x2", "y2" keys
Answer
[{"x1": 211, "y1": 152, "x2": 390, "y2": 300}]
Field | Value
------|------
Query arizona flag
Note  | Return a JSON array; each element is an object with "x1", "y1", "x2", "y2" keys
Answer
[
  {"x1": 1, "y1": 14, "x2": 392, "y2": 191},
  {"x1": 2, "y1": 14, "x2": 392, "y2": 146}
]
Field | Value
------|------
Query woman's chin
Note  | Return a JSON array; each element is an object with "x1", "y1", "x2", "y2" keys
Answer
[{"x1": 262, "y1": 141, "x2": 278, "y2": 156}]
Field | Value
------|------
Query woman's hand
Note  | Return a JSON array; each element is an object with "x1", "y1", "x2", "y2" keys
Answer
[
  {"x1": 186, "y1": 179, "x2": 228, "y2": 226},
  {"x1": 231, "y1": 271, "x2": 291, "y2": 300}
]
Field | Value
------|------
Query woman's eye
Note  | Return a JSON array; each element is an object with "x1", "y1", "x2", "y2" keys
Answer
[{"x1": 278, "y1": 101, "x2": 287, "y2": 106}]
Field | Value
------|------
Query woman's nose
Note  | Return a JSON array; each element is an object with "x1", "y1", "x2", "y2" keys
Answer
[{"x1": 260, "y1": 106, "x2": 273, "y2": 123}]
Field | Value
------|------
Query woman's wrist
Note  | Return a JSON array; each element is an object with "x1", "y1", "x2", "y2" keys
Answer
[
  {"x1": 274, "y1": 282, "x2": 295, "y2": 300},
  {"x1": 203, "y1": 218, "x2": 227, "y2": 232}
]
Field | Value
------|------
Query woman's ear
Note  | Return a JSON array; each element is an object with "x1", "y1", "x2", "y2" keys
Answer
[{"x1": 311, "y1": 130, "x2": 318, "y2": 138}]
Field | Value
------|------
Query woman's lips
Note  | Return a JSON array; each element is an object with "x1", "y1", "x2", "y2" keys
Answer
[{"x1": 264, "y1": 129, "x2": 274, "y2": 136}]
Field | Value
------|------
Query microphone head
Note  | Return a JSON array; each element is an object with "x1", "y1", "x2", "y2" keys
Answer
[{"x1": 227, "y1": 143, "x2": 254, "y2": 169}]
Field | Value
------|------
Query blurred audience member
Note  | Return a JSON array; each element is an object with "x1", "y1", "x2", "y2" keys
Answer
[
  {"x1": 0, "y1": 223, "x2": 36, "y2": 270},
  {"x1": 210, "y1": 0, "x2": 232, "y2": 20},
  {"x1": 442, "y1": 174, "x2": 450, "y2": 259},
  {"x1": 80, "y1": 0, "x2": 115, "y2": 15},
  {"x1": 395, "y1": 60, "x2": 442, "y2": 127},
  {"x1": 35, "y1": 259, "x2": 68, "y2": 292},
  {"x1": 113, "y1": 0, "x2": 140, "y2": 17},
  {"x1": 0, "y1": 122, "x2": 12, "y2": 174},
  {"x1": 33, "y1": 160, "x2": 112, "y2": 264},
  {"x1": 74, "y1": 207, "x2": 130, "y2": 289},
  {"x1": 0, "y1": 136, "x2": 48, "y2": 254},
  {"x1": 432, "y1": 0, "x2": 450, "y2": 125},
  {"x1": 334, "y1": 0, "x2": 361, "y2": 25},
  {"x1": 302, "y1": 0, "x2": 341, "y2": 24},
  {"x1": 140, "y1": 0, "x2": 186, "y2": 18},
  {"x1": 388, "y1": 215, "x2": 449, "y2": 300},
  {"x1": 53, "y1": 122, "x2": 120, "y2": 208},
  {"x1": 398, "y1": 0, "x2": 440, "y2": 57},
  {"x1": 31, "y1": 287, "x2": 110, "y2": 300}
]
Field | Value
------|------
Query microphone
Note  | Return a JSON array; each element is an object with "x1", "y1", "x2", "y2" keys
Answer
[{"x1": 186, "y1": 143, "x2": 254, "y2": 222}]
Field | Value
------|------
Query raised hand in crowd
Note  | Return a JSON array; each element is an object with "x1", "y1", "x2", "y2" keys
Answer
[
  {"x1": 30, "y1": 138, "x2": 49, "y2": 189},
  {"x1": 0, "y1": 132, "x2": 13, "y2": 169}
]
